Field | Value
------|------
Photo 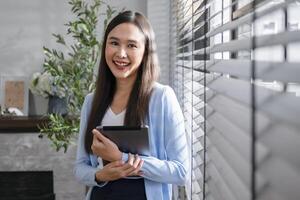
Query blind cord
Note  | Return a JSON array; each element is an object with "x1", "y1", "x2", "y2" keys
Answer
[
  {"x1": 251, "y1": 0, "x2": 257, "y2": 200},
  {"x1": 191, "y1": 2, "x2": 194, "y2": 200},
  {"x1": 203, "y1": 0, "x2": 208, "y2": 199}
]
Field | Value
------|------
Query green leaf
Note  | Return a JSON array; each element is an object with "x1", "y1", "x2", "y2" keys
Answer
[
  {"x1": 43, "y1": 47, "x2": 52, "y2": 57},
  {"x1": 52, "y1": 34, "x2": 66, "y2": 45}
]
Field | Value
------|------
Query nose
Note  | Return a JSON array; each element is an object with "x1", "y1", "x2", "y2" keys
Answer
[{"x1": 116, "y1": 47, "x2": 127, "y2": 58}]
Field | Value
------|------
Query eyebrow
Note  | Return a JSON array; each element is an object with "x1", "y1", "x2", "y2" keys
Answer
[{"x1": 108, "y1": 36, "x2": 138, "y2": 44}]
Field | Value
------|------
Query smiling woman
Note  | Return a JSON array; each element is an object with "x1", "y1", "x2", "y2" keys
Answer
[{"x1": 74, "y1": 10, "x2": 189, "y2": 200}]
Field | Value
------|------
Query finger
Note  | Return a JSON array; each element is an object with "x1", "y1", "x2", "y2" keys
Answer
[
  {"x1": 119, "y1": 161, "x2": 135, "y2": 172},
  {"x1": 132, "y1": 154, "x2": 140, "y2": 168},
  {"x1": 130, "y1": 160, "x2": 144, "y2": 176},
  {"x1": 92, "y1": 129, "x2": 107, "y2": 141},
  {"x1": 137, "y1": 171, "x2": 144, "y2": 176},
  {"x1": 122, "y1": 158, "x2": 144, "y2": 177},
  {"x1": 92, "y1": 134, "x2": 100, "y2": 146},
  {"x1": 91, "y1": 137, "x2": 98, "y2": 153},
  {"x1": 92, "y1": 134, "x2": 104, "y2": 147},
  {"x1": 112, "y1": 162, "x2": 134, "y2": 178},
  {"x1": 123, "y1": 165, "x2": 137, "y2": 176},
  {"x1": 136, "y1": 159, "x2": 144, "y2": 171},
  {"x1": 127, "y1": 153, "x2": 134, "y2": 166},
  {"x1": 91, "y1": 139, "x2": 105, "y2": 154}
]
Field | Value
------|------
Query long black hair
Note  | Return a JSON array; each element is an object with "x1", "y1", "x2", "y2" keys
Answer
[{"x1": 84, "y1": 11, "x2": 159, "y2": 153}]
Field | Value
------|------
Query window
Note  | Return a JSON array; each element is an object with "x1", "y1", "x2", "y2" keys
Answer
[{"x1": 171, "y1": 0, "x2": 300, "y2": 199}]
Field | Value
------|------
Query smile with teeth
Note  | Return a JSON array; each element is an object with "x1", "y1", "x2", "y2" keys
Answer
[{"x1": 114, "y1": 60, "x2": 130, "y2": 67}]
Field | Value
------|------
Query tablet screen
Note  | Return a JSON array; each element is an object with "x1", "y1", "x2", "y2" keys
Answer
[{"x1": 96, "y1": 126, "x2": 150, "y2": 156}]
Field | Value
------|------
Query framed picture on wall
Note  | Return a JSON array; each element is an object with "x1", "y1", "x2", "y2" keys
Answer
[{"x1": 0, "y1": 76, "x2": 29, "y2": 116}]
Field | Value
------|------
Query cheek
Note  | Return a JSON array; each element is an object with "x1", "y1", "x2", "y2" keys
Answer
[
  {"x1": 134, "y1": 50, "x2": 145, "y2": 64},
  {"x1": 105, "y1": 47, "x2": 113, "y2": 63}
]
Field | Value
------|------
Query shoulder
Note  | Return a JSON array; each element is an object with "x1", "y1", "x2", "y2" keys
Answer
[
  {"x1": 151, "y1": 82, "x2": 175, "y2": 98},
  {"x1": 150, "y1": 82, "x2": 183, "y2": 119},
  {"x1": 152, "y1": 82, "x2": 177, "y2": 101},
  {"x1": 84, "y1": 93, "x2": 94, "y2": 103},
  {"x1": 150, "y1": 82, "x2": 178, "y2": 108},
  {"x1": 81, "y1": 93, "x2": 94, "y2": 112}
]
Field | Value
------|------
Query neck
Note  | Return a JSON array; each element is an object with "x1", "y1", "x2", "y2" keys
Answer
[{"x1": 115, "y1": 74, "x2": 137, "y2": 94}]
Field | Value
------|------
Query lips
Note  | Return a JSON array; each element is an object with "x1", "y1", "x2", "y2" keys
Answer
[{"x1": 113, "y1": 60, "x2": 130, "y2": 67}]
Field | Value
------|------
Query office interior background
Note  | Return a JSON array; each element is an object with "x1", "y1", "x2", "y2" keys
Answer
[{"x1": 0, "y1": 0, "x2": 300, "y2": 200}]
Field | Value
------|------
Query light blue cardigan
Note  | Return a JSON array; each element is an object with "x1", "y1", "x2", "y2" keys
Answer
[{"x1": 74, "y1": 82, "x2": 190, "y2": 200}]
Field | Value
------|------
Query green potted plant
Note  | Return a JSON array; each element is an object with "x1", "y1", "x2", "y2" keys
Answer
[{"x1": 29, "y1": 0, "x2": 116, "y2": 152}]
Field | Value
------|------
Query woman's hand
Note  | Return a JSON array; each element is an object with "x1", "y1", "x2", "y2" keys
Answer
[
  {"x1": 95, "y1": 154, "x2": 144, "y2": 182},
  {"x1": 91, "y1": 129, "x2": 122, "y2": 162}
]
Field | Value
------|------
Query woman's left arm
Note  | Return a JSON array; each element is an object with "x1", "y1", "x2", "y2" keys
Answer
[{"x1": 122, "y1": 86, "x2": 190, "y2": 186}]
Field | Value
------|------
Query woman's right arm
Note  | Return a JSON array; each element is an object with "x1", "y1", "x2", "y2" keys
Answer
[{"x1": 73, "y1": 94, "x2": 105, "y2": 187}]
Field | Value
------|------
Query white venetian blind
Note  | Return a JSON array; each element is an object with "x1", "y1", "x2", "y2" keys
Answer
[{"x1": 170, "y1": 0, "x2": 300, "y2": 200}]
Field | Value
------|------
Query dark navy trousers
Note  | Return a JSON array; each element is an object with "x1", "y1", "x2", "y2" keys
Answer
[{"x1": 90, "y1": 178, "x2": 147, "y2": 200}]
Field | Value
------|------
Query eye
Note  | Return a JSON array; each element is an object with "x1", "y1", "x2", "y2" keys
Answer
[
  {"x1": 110, "y1": 41, "x2": 118, "y2": 46},
  {"x1": 128, "y1": 43, "x2": 137, "y2": 48}
]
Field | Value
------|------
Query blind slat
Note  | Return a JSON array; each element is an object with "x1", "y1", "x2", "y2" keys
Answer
[
  {"x1": 205, "y1": 194, "x2": 215, "y2": 200},
  {"x1": 208, "y1": 76, "x2": 275, "y2": 106},
  {"x1": 260, "y1": 124, "x2": 300, "y2": 168},
  {"x1": 194, "y1": 126, "x2": 204, "y2": 139},
  {"x1": 259, "y1": 94, "x2": 300, "y2": 129},
  {"x1": 208, "y1": 93, "x2": 271, "y2": 135},
  {"x1": 257, "y1": 187, "x2": 285, "y2": 200},
  {"x1": 210, "y1": 30, "x2": 300, "y2": 53},
  {"x1": 258, "y1": 157, "x2": 300, "y2": 200},
  {"x1": 207, "y1": 108, "x2": 269, "y2": 165},
  {"x1": 208, "y1": 60, "x2": 300, "y2": 83}
]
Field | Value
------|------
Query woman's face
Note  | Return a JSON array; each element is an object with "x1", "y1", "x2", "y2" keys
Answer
[{"x1": 105, "y1": 22, "x2": 146, "y2": 80}]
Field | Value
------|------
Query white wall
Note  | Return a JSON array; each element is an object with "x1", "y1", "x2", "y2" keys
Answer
[
  {"x1": 0, "y1": 0, "x2": 147, "y2": 77},
  {"x1": 0, "y1": 0, "x2": 72, "y2": 76},
  {"x1": 147, "y1": 0, "x2": 170, "y2": 85},
  {"x1": 0, "y1": 0, "x2": 147, "y2": 115},
  {"x1": 102, "y1": 0, "x2": 147, "y2": 14}
]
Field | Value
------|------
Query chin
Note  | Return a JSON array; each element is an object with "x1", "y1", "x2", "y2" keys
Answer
[{"x1": 113, "y1": 71, "x2": 130, "y2": 79}]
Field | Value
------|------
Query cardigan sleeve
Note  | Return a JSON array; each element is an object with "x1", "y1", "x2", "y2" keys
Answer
[
  {"x1": 73, "y1": 94, "x2": 107, "y2": 187},
  {"x1": 122, "y1": 86, "x2": 190, "y2": 186}
]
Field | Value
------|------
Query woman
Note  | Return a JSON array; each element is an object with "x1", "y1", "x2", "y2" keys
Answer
[{"x1": 74, "y1": 10, "x2": 189, "y2": 200}]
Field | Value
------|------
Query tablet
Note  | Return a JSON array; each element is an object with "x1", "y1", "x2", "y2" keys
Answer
[{"x1": 96, "y1": 126, "x2": 150, "y2": 156}]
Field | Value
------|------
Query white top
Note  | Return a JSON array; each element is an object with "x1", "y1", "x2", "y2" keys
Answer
[{"x1": 101, "y1": 107, "x2": 126, "y2": 126}]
